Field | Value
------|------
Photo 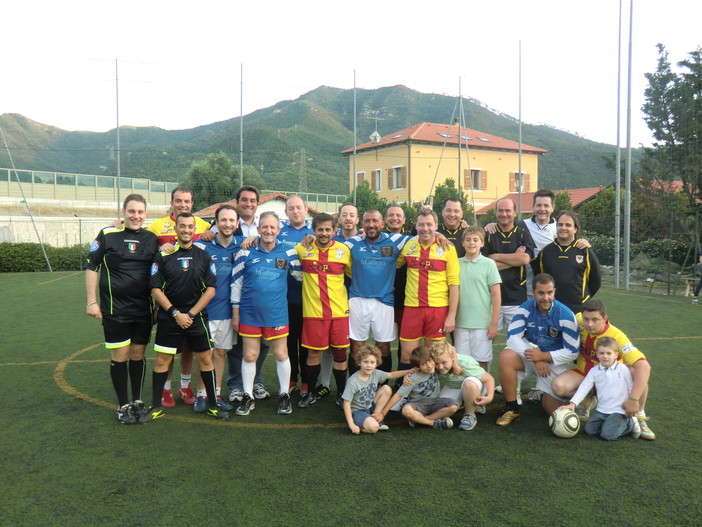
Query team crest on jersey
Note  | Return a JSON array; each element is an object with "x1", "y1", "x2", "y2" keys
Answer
[
  {"x1": 409, "y1": 243, "x2": 417, "y2": 251},
  {"x1": 436, "y1": 247, "x2": 444, "y2": 257},
  {"x1": 548, "y1": 327, "x2": 561, "y2": 338},
  {"x1": 163, "y1": 221, "x2": 172, "y2": 229},
  {"x1": 576, "y1": 255, "x2": 584, "y2": 264},
  {"x1": 128, "y1": 242, "x2": 136, "y2": 253},
  {"x1": 335, "y1": 249, "x2": 344, "y2": 260},
  {"x1": 276, "y1": 258, "x2": 288, "y2": 270},
  {"x1": 181, "y1": 259, "x2": 190, "y2": 270},
  {"x1": 150, "y1": 263, "x2": 159, "y2": 275},
  {"x1": 380, "y1": 246, "x2": 393, "y2": 257},
  {"x1": 89, "y1": 240, "x2": 100, "y2": 252}
]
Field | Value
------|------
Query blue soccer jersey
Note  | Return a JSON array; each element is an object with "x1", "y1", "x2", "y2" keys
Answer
[
  {"x1": 278, "y1": 220, "x2": 313, "y2": 304},
  {"x1": 344, "y1": 232, "x2": 409, "y2": 306},
  {"x1": 231, "y1": 240, "x2": 302, "y2": 327},
  {"x1": 506, "y1": 298, "x2": 580, "y2": 366},
  {"x1": 194, "y1": 236, "x2": 244, "y2": 321}
]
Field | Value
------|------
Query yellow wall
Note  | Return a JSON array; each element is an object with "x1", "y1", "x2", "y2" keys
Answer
[{"x1": 348, "y1": 143, "x2": 540, "y2": 207}]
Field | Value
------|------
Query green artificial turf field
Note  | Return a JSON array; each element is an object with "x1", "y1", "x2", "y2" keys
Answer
[{"x1": 1, "y1": 271, "x2": 700, "y2": 526}]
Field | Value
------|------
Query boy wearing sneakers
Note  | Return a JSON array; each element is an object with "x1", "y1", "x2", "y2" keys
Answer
[
  {"x1": 560, "y1": 337, "x2": 641, "y2": 441},
  {"x1": 380, "y1": 346, "x2": 458, "y2": 429},
  {"x1": 430, "y1": 341, "x2": 495, "y2": 431},
  {"x1": 341, "y1": 345, "x2": 409, "y2": 434}
]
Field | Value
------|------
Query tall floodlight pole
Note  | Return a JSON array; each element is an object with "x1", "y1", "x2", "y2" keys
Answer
[
  {"x1": 623, "y1": 0, "x2": 634, "y2": 289},
  {"x1": 115, "y1": 59, "x2": 121, "y2": 217},
  {"x1": 353, "y1": 70, "x2": 357, "y2": 206},
  {"x1": 518, "y1": 41, "x2": 523, "y2": 220},
  {"x1": 457, "y1": 77, "x2": 462, "y2": 198},
  {"x1": 240, "y1": 63, "x2": 244, "y2": 187},
  {"x1": 614, "y1": 0, "x2": 623, "y2": 288}
]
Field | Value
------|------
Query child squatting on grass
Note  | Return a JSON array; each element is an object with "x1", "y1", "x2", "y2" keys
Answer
[
  {"x1": 560, "y1": 336, "x2": 641, "y2": 441},
  {"x1": 341, "y1": 345, "x2": 411, "y2": 434},
  {"x1": 430, "y1": 341, "x2": 495, "y2": 431},
  {"x1": 379, "y1": 346, "x2": 458, "y2": 429}
]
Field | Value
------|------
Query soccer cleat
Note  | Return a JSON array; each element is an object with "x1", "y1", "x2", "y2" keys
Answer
[
  {"x1": 433, "y1": 417, "x2": 453, "y2": 430},
  {"x1": 378, "y1": 422, "x2": 390, "y2": 431},
  {"x1": 475, "y1": 405, "x2": 487, "y2": 415},
  {"x1": 228, "y1": 388, "x2": 244, "y2": 403},
  {"x1": 631, "y1": 417, "x2": 641, "y2": 439},
  {"x1": 637, "y1": 416, "x2": 656, "y2": 440},
  {"x1": 130, "y1": 400, "x2": 149, "y2": 421},
  {"x1": 315, "y1": 385, "x2": 331, "y2": 399},
  {"x1": 193, "y1": 396, "x2": 207, "y2": 413},
  {"x1": 178, "y1": 385, "x2": 196, "y2": 405},
  {"x1": 236, "y1": 394, "x2": 256, "y2": 416},
  {"x1": 297, "y1": 392, "x2": 317, "y2": 408},
  {"x1": 458, "y1": 413, "x2": 477, "y2": 431},
  {"x1": 495, "y1": 385, "x2": 504, "y2": 394},
  {"x1": 139, "y1": 406, "x2": 166, "y2": 424},
  {"x1": 206, "y1": 406, "x2": 229, "y2": 420},
  {"x1": 692, "y1": 296, "x2": 699, "y2": 304},
  {"x1": 161, "y1": 389, "x2": 176, "y2": 408},
  {"x1": 216, "y1": 396, "x2": 233, "y2": 411},
  {"x1": 116, "y1": 403, "x2": 136, "y2": 424},
  {"x1": 526, "y1": 389, "x2": 543, "y2": 404},
  {"x1": 253, "y1": 383, "x2": 270, "y2": 400},
  {"x1": 390, "y1": 396, "x2": 407, "y2": 412},
  {"x1": 278, "y1": 393, "x2": 293, "y2": 415},
  {"x1": 496, "y1": 409, "x2": 520, "y2": 427},
  {"x1": 575, "y1": 395, "x2": 598, "y2": 422}
]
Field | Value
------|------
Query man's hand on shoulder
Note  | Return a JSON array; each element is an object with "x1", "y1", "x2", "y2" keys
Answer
[{"x1": 199, "y1": 230, "x2": 215, "y2": 242}]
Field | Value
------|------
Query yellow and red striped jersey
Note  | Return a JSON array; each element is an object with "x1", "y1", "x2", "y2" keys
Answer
[
  {"x1": 147, "y1": 214, "x2": 211, "y2": 247},
  {"x1": 296, "y1": 241, "x2": 352, "y2": 319},
  {"x1": 398, "y1": 238, "x2": 459, "y2": 307},
  {"x1": 575, "y1": 312, "x2": 646, "y2": 375}
]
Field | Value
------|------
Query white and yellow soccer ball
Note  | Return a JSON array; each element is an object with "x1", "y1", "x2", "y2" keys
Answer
[{"x1": 549, "y1": 408, "x2": 581, "y2": 438}]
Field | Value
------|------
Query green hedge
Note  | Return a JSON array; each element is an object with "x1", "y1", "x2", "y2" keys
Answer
[
  {"x1": 588, "y1": 235, "x2": 690, "y2": 266},
  {"x1": 0, "y1": 243, "x2": 86, "y2": 272}
]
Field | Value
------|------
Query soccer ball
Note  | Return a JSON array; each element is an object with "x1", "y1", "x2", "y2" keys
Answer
[{"x1": 549, "y1": 408, "x2": 581, "y2": 438}]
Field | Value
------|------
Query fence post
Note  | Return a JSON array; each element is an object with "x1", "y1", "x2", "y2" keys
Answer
[{"x1": 668, "y1": 211, "x2": 673, "y2": 296}]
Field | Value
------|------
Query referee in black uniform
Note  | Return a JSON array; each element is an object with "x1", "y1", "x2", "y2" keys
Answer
[
  {"x1": 85, "y1": 194, "x2": 159, "y2": 424},
  {"x1": 140, "y1": 212, "x2": 228, "y2": 422}
]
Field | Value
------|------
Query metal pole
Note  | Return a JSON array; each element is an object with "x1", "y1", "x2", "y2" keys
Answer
[
  {"x1": 623, "y1": 0, "x2": 633, "y2": 289},
  {"x1": 457, "y1": 77, "x2": 462, "y2": 199},
  {"x1": 240, "y1": 63, "x2": 244, "y2": 187},
  {"x1": 614, "y1": 0, "x2": 622, "y2": 288},
  {"x1": 353, "y1": 70, "x2": 357, "y2": 206},
  {"x1": 115, "y1": 59, "x2": 121, "y2": 217},
  {"x1": 518, "y1": 40, "x2": 523, "y2": 221}
]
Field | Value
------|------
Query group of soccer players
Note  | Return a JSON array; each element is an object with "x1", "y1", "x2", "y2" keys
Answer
[{"x1": 85, "y1": 185, "x2": 654, "y2": 439}]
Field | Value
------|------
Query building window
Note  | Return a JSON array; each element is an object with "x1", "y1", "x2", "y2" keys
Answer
[
  {"x1": 388, "y1": 166, "x2": 406, "y2": 189},
  {"x1": 356, "y1": 171, "x2": 365, "y2": 187},
  {"x1": 373, "y1": 169, "x2": 382, "y2": 191},
  {"x1": 464, "y1": 168, "x2": 485, "y2": 191},
  {"x1": 509, "y1": 171, "x2": 530, "y2": 192}
]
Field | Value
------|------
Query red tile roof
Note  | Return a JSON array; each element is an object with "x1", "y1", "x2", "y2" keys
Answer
[
  {"x1": 342, "y1": 122, "x2": 547, "y2": 156},
  {"x1": 476, "y1": 186, "x2": 610, "y2": 215}
]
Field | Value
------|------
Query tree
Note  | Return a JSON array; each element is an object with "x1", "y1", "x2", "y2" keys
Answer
[
  {"x1": 430, "y1": 178, "x2": 475, "y2": 223},
  {"x1": 642, "y1": 44, "x2": 702, "y2": 210},
  {"x1": 554, "y1": 191, "x2": 573, "y2": 216},
  {"x1": 342, "y1": 180, "x2": 390, "y2": 219},
  {"x1": 180, "y1": 152, "x2": 265, "y2": 208}
]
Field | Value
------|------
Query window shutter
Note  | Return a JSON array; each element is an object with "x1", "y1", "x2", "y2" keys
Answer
[
  {"x1": 464, "y1": 168, "x2": 470, "y2": 189},
  {"x1": 387, "y1": 168, "x2": 393, "y2": 189},
  {"x1": 400, "y1": 166, "x2": 407, "y2": 188},
  {"x1": 524, "y1": 173, "x2": 530, "y2": 192},
  {"x1": 370, "y1": 171, "x2": 376, "y2": 191},
  {"x1": 356, "y1": 172, "x2": 364, "y2": 186},
  {"x1": 509, "y1": 173, "x2": 516, "y2": 192},
  {"x1": 481, "y1": 170, "x2": 487, "y2": 190}
]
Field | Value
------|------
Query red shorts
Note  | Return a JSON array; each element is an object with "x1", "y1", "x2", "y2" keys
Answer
[
  {"x1": 302, "y1": 317, "x2": 350, "y2": 350},
  {"x1": 399, "y1": 306, "x2": 448, "y2": 341},
  {"x1": 239, "y1": 323, "x2": 289, "y2": 341}
]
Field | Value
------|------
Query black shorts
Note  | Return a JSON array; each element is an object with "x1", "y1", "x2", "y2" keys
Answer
[
  {"x1": 102, "y1": 314, "x2": 152, "y2": 349},
  {"x1": 154, "y1": 316, "x2": 212, "y2": 354}
]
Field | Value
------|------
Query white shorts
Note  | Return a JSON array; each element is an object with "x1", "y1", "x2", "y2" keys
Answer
[
  {"x1": 497, "y1": 305, "x2": 519, "y2": 331},
  {"x1": 512, "y1": 351, "x2": 567, "y2": 399},
  {"x1": 453, "y1": 327, "x2": 493, "y2": 363},
  {"x1": 208, "y1": 319, "x2": 236, "y2": 349},
  {"x1": 439, "y1": 377, "x2": 485, "y2": 407},
  {"x1": 348, "y1": 297, "x2": 396, "y2": 342}
]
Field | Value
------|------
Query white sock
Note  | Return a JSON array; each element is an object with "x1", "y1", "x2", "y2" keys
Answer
[
  {"x1": 636, "y1": 410, "x2": 646, "y2": 418},
  {"x1": 320, "y1": 349, "x2": 333, "y2": 387},
  {"x1": 242, "y1": 360, "x2": 256, "y2": 397},
  {"x1": 216, "y1": 386, "x2": 221, "y2": 397},
  {"x1": 164, "y1": 379, "x2": 172, "y2": 391},
  {"x1": 197, "y1": 389, "x2": 206, "y2": 397},
  {"x1": 180, "y1": 374, "x2": 191, "y2": 389},
  {"x1": 277, "y1": 359, "x2": 291, "y2": 395}
]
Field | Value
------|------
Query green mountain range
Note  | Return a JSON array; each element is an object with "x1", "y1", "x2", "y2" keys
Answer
[{"x1": 0, "y1": 85, "x2": 634, "y2": 194}]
